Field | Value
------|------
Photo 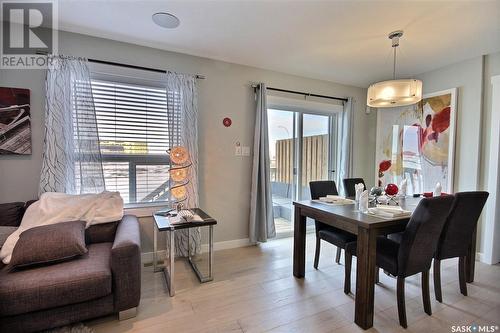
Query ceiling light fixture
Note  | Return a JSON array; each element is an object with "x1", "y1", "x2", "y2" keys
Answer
[
  {"x1": 152, "y1": 12, "x2": 180, "y2": 29},
  {"x1": 367, "y1": 30, "x2": 422, "y2": 108}
]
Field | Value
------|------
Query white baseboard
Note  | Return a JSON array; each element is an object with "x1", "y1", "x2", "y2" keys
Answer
[
  {"x1": 476, "y1": 251, "x2": 485, "y2": 263},
  {"x1": 141, "y1": 238, "x2": 253, "y2": 264}
]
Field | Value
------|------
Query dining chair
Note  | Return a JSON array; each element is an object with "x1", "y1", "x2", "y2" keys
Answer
[
  {"x1": 344, "y1": 196, "x2": 454, "y2": 328},
  {"x1": 309, "y1": 181, "x2": 356, "y2": 267},
  {"x1": 433, "y1": 191, "x2": 489, "y2": 302},
  {"x1": 342, "y1": 178, "x2": 366, "y2": 197}
]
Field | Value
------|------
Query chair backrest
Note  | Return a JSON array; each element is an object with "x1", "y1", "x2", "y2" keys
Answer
[
  {"x1": 342, "y1": 178, "x2": 366, "y2": 197},
  {"x1": 309, "y1": 181, "x2": 338, "y2": 200},
  {"x1": 397, "y1": 196, "x2": 454, "y2": 277},
  {"x1": 435, "y1": 191, "x2": 489, "y2": 260}
]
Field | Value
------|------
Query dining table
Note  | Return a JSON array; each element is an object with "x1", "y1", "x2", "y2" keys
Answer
[{"x1": 292, "y1": 196, "x2": 477, "y2": 330}]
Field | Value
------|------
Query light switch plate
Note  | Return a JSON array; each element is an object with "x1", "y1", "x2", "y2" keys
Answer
[{"x1": 242, "y1": 146, "x2": 250, "y2": 156}]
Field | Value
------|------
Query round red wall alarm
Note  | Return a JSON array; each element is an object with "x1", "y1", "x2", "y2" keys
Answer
[{"x1": 223, "y1": 117, "x2": 232, "y2": 127}]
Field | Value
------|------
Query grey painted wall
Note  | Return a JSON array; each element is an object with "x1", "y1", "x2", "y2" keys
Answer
[
  {"x1": 0, "y1": 31, "x2": 375, "y2": 253},
  {"x1": 414, "y1": 52, "x2": 500, "y2": 257}
]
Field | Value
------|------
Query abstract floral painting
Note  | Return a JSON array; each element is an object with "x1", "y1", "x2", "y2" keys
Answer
[
  {"x1": 0, "y1": 87, "x2": 31, "y2": 154},
  {"x1": 375, "y1": 88, "x2": 457, "y2": 194}
]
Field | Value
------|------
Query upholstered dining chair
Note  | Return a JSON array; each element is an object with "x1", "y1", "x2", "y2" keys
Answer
[
  {"x1": 433, "y1": 191, "x2": 489, "y2": 302},
  {"x1": 309, "y1": 181, "x2": 356, "y2": 268},
  {"x1": 344, "y1": 196, "x2": 454, "y2": 328},
  {"x1": 342, "y1": 178, "x2": 366, "y2": 198}
]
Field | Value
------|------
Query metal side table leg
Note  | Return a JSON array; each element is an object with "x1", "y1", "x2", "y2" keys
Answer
[
  {"x1": 209, "y1": 225, "x2": 214, "y2": 279},
  {"x1": 164, "y1": 230, "x2": 175, "y2": 296},
  {"x1": 153, "y1": 223, "x2": 159, "y2": 272},
  {"x1": 188, "y1": 225, "x2": 214, "y2": 283}
]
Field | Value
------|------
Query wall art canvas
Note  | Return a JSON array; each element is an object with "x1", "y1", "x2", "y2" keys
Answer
[
  {"x1": 375, "y1": 88, "x2": 457, "y2": 194},
  {"x1": 0, "y1": 87, "x2": 31, "y2": 154}
]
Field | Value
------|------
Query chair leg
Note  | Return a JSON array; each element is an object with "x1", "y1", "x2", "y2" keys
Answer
[
  {"x1": 375, "y1": 266, "x2": 380, "y2": 284},
  {"x1": 433, "y1": 259, "x2": 443, "y2": 302},
  {"x1": 344, "y1": 250, "x2": 352, "y2": 294},
  {"x1": 459, "y1": 256, "x2": 468, "y2": 296},
  {"x1": 397, "y1": 277, "x2": 408, "y2": 328},
  {"x1": 314, "y1": 236, "x2": 321, "y2": 269},
  {"x1": 335, "y1": 247, "x2": 341, "y2": 264},
  {"x1": 422, "y1": 270, "x2": 432, "y2": 315}
]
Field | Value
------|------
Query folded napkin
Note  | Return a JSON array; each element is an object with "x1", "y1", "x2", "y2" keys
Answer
[
  {"x1": 358, "y1": 190, "x2": 369, "y2": 212},
  {"x1": 399, "y1": 179, "x2": 408, "y2": 196},
  {"x1": 355, "y1": 183, "x2": 365, "y2": 201},
  {"x1": 368, "y1": 205, "x2": 412, "y2": 218},
  {"x1": 319, "y1": 195, "x2": 354, "y2": 205}
]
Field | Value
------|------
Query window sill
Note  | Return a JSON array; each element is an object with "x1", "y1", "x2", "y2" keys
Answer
[{"x1": 124, "y1": 202, "x2": 170, "y2": 218}]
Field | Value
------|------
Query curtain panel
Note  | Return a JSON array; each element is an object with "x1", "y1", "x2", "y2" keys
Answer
[
  {"x1": 40, "y1": 55, "x2": 105, "y2": 195},
  {"x1": 164, "y1": 72, "x2": 200, "y2": 257},
  {"x1": 249, "y1": 83, "x2": 276, "y2": 243},
  {"x1": 337, "y1": 97, "x2": 354, "y2": 195}
]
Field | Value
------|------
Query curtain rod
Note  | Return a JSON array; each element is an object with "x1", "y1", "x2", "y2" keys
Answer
[
  {"x1": 252, "y1": 84, "x2": 348, "y2": 103},
  {"x1": 35, "y1": 51, "x2": 206, "y2": 79}
]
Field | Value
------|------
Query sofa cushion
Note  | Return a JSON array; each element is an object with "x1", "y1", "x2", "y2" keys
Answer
[
  {"x1": 85, "y1": 221, "x2": 119, "y2": 244},
  {"x1": 9, "y1": 221, "x2": 88, "y2": 269},
  {"x1": 0, "y1": 226, "x2": 17, "y2": 249},
  {"x1": 0, "y1": 242, "x2": 112, "y2": 316},
  {"x1": 0, "y1": 202, "x2": 25, "y2": 227}
]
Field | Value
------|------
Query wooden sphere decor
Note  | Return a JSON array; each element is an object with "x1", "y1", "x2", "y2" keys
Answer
[
  {"x1": 170, "y1": 146, "x2": 189, "y2": 165},
  {"x1": 170, "y1": 167, "x2": 188, "y2": 182},
  {"x1": 171, "y1": 185, "x2": 187, "y2": 199}
]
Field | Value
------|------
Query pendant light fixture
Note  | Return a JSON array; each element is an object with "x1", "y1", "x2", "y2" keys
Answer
[{"x1": 367, "y1": 30, "x2": 422, "y2": 108}]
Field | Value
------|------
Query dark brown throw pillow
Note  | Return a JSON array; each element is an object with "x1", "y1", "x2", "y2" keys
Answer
[
  {"x1": 9, "y1": 220, "x2": 88, "y2": 269},
  {"x1": 0, "y1": 202, "x2": 25, "y2": 227}
]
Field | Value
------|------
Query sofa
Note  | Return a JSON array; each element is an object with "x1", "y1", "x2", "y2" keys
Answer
[{"x1": 0, "y1": 201, "x2": 141, "y2": 332}]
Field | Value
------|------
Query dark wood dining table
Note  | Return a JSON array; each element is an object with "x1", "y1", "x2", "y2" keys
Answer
[{"x1": 292, "y1": 196, "x2": 476, "y2": 330}]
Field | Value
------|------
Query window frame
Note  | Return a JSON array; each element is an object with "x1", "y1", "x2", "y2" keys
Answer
[{"x1": 89, "y1": 73, "x2": 174, "y2": 206}]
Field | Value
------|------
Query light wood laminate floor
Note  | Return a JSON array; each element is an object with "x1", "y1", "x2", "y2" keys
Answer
[{"x1": 87, "y1": 234, "x2": 500, "y2": 332}]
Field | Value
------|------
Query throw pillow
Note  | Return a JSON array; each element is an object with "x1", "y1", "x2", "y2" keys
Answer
[{"x1": 9, "y1": 220, "x2": 88, "y2": 269}]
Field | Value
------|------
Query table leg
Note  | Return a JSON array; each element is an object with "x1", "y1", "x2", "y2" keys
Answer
[
  {"x1": 466, "y1": 227, "x2": 477, "y2": 283},
  {"x1": 355, "y1": 227, "x2": 377, "y2": 330},
  {"x1": 188, "y1": 225, "x2": 214, "y2": 282},
  {"x1": 209, "y1": 225, "x2": 214, "y2": 278},
  {"x1": 293, "y1": 206, "x2": 306, "y2": 278},
  {"x1": 165, "y1": 230, "x2": 175, "y2": 296},
  {"x1": 153, "y1": 223, "x2": 158, "y2": 272}
]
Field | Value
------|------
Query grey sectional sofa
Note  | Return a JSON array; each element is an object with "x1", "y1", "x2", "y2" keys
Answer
[{"x1": 0, "y1": 201, "x2": 141, "y2": 332}]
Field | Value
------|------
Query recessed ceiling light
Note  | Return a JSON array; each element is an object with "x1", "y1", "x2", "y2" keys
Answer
[{"x1": 152, "y1": 12, "x2": 180, "y2": 29}]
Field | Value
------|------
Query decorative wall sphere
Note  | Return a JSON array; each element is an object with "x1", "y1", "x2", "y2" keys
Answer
[
  {"x1": 170, "y1": 146, "x2": 189, "y2": 165},
  {"x1": 385, "y1": 183, "x2": 399, "y2": 196},
  {"x1": 170, "y1": 167, "x2": 188, "y2": 182},
  {"x1": 171, "y1": 185, "x2": 187, "y2": 199}
]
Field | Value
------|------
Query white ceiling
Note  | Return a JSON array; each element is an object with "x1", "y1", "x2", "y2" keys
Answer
[{"x1": 57, "y1": 0, "x2": 500, "y2": 88}]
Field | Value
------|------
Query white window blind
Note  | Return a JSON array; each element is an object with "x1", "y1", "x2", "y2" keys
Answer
[{"x1": 90, "y1": 79, "x2": 180, "y2": 205}]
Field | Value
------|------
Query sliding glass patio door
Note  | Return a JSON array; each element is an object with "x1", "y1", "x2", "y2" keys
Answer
[{"x1": 268, "y1": 108, "x2": 337, "y2": 237}]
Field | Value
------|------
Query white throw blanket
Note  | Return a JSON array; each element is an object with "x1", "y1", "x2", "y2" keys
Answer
[{"x1": 0, "y1": 191, "x2": 124, "y2": 264}]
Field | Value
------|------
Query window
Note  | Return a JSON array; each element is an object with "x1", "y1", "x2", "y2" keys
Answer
[{"x1": 90, "y1": 79, "x2": 179, "y2": 205}]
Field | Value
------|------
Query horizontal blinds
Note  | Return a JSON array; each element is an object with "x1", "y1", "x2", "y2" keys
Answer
[
  {"x1": 85, "y1": 79, "x2": 180, "y2": 204},
  {"x1": 92, "y1": 79, "x2": 176, "y2": 156}
]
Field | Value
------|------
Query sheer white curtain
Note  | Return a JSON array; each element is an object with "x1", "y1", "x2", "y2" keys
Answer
[
  {"x1": 249, "y1": 83, "x2": 275, "y2": 243},
  {"x1": 165, "y1": 72, "x2": 200, "y2": 256},
  {"x1": 337, "y1": 97, "x2": 354, "y2": 195},
  {"x1": 39, "y1": 55, "x2": 105, "y2": 195}
]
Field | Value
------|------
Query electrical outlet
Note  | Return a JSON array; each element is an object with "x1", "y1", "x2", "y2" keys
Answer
[
  {"x1": 242, "y1": 146, "x2": 250, "y2": 156},
  {"x1": 235, "y1": 146, "x2": 242, "y2": 156}
]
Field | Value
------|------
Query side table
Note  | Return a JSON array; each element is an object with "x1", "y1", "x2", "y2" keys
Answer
[{"x1": 153, "y1": 208, "x2": 216, "y2": 296}]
